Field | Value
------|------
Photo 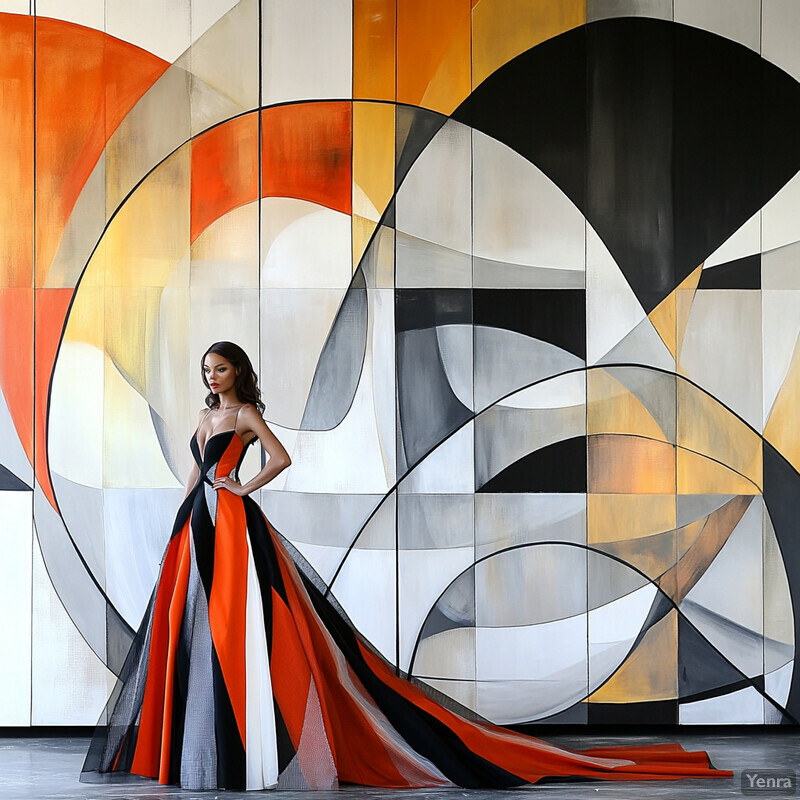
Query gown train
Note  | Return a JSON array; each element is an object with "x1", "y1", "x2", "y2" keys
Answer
[{"x1": 81, "y1": 429, "x2": 731, "y2": 790}]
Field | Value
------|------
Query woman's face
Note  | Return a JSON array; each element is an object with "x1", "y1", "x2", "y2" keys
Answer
[{"x1": 203, "y1": 353, "x2": 237, "y2": 397}]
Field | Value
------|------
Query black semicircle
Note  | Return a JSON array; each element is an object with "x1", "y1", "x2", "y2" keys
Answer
[{"x1": 453, "y1": 17, "x2": 800, "y2": 313}]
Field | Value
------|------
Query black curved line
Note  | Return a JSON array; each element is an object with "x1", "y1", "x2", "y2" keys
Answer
[
  {"x1": 404, "y1": 539, "x2": 799, "y2": 724},
  {"x1": 326, "y1": 360, "x2": 782, "y2": 597}
]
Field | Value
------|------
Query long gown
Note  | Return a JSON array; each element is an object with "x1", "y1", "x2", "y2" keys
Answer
[{"x1": 82, "y1": 428, "x2": 732, "y2": 791}]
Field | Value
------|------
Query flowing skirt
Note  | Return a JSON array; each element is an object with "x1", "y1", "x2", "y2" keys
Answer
[{"x1": 82, "y1": 487, "x2": 731, "y2": 790}]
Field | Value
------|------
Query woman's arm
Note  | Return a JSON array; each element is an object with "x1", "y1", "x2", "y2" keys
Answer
[{"x1": 213, "y1": 405, "x2": 291, "y2": 496}]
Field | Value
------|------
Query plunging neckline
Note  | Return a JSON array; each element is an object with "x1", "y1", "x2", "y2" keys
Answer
[{"x1": 194, "y1": 428, "x2": 238, "y2": 462}]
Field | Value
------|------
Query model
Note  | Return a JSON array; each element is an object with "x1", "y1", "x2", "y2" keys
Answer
[{"x1": 82, "y1": 341, "x2": 731, "y2": 791}]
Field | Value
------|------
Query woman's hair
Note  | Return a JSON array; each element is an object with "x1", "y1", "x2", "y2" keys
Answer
[{"x1": 201, "y1": 341, "x2": 265, "y2": 414}]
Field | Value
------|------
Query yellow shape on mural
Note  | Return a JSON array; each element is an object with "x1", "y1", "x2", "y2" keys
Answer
[
  {"x1": 649, "y1": 264, "x2": 702, "y2": 358},
  {"x1": 353, "y1": 101, "x2": 395, "y2": 269},
  {"x1": 677, "y1": 378, "x2": 762, "y2": 490},
  {"x1": 472, "y1": 0, "x2": 585, "y2": 89},
  {"x1": 764, "y1": 333, "x2": 800, "y2": 475},
  {"x1": 397, "y1": 0, "x2": 472, "y2": 115},
  {"x1": 677, "y1": 448, "x2": 760, "y2": 495},
  {"x1": 587, "y1": 368, "x2": 668, "y2": 442},
  {"x1": 353, "y1": 0, "x2": 396, "y2": 101},
  {"x1": 589, "y1": 434, "x2": 675, "y2": 494},
  {"x1": 588, "y1": 494, "x2": 676, "y2": 544},
  {"x1": 589, "y1": 609, "x2": 677, "y2": 703}
]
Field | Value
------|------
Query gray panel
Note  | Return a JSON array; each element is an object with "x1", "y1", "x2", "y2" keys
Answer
[
  {"x1": 474, "y1": 326, "x2": 584, "y2": 412},
  {"x1": 674, "y1": 0, "x2": 761, "y2": 52},
  {"x1": 301, "y1": 270, "x2": 367, "y2": 430},
  {"x1": 587, "y1": 547, "x2": 651, "y2": 611},
  {"x1": 676, "y1": 494, "x2": 736, "y2": 528},
  {"x1": 260, "y1": 491, "x2": 382, "y2": 548},
  {"x1": 598, "y1": 316, "x2": 676, "y2": 373},
  {"x1": 395, "y1": 232, "x2": 472, "y2": 289},
  {"x1": 587, "y1": 0, "x2": 673, "y2": 22},
  {"x1": 49, "y1": 473, "x2": 105, "y2": 586},
  {"x1": 33, "y1": 485, "x2": 107, "y2": 662},
  {"x1": 475, "y1": 493, "x2": 586, "y2": 560},
  {"x1": 475, "y1": 544, "x2": 587, "y2": 627},
  {"x1": 473, "y1": 256, "x2": 584, "y2": 289},
  {"x1": 398, "y1": 494, "x2": 474, "y2": 551},
  {"x1": 762, "y1": 242, "x2": 800, "y2": 289},
  {"x1": 397, "y1": 328, "x2": 472, "y2": 469},
  {"x1": 679, "y1": 289, "x2": 763, "y2": 431}
]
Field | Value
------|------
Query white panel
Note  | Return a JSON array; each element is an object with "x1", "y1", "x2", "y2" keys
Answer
[
  {"x1": 104, "y1": 487, "x2": 183, "y2": 627},
  {"x1": 191, "y1": 202, "x2": 259, "y2": 289},
  {"x1": 260, "y1": 288, "x2": 344, "y2": 430},
  {"x1": 674, "y1": 0, "x2": 761, "y2": 52},
  {"x1": 686, "y1": 499, "x2": 763, "y2": 633},
  {"x1": 496, "y1": 369, "x2": 586, "y2": 410},
  {"x1": 396, "y1": 119, "x2": 472, "y2": 263},
  {"x1": 103, "y1": 355, "x2": 182, "y2": 488},
  {"x1": 49, "y1": 341, "x2": 104, "y2": 488},
  {"x1": 762, "y1": 168, "x2": 800, "y2": 253},
  {"x1": 0, "y1": 1, "x2": 29, "y2": 11},
  {"x1": 762, "y1": 291, "x2": 800, "y2": 422},
  {"x1": 262, "y1": 205, "x2": 352, "y2": 290},
  {"x1": 284, "y1": 327, "x2": 395, "y2": 494},
  {"x1": 36, "y1": 0, "x2": 104, "y2": 29},
  {"x1": 679, "y1": 290, "x2": 763, "y2": 431},
  {"x1": 473, "y1": 130, "x2": 586, "y2": 272},
  {"x1": 191, "y1": 0, "x2": 241, "y2": 44},
  {"x1": 400, "y1": 420, "x2": 474, "y2": 494},
  {"x1": 586, "y1": 223, "x2": 646, "y2": 365},
  {"x1": 399, "y1": 547, "x2": 474, "y2": 673},
  {"x1": 762, "y1": 0, "x2": 800, "y2": 80},
  {"x1": 0, "y1": 492, "x2": 32, "y2": 725},
  {"x1": 261, "y1": 0, "x2": 352, "y2": 106},
  {"x1": 475, "y1": 678, "x2": 589, "y2": 724},
  {"x1": 106, "y1": 0, "x2": 191, "y2": 63},
  {"x1": 765, "y1": 661, "x2": 793, "y2": 708},
  {"x1": 331, "y1": 549, "x2": 395, "y2": 663},
  {"x1": 704, "y1": 210, "x2": 761, "y2": 269},
  {"x1": 680, "y1": 685, "x2": 764, "y2": 724},
  {"x1": 369, "y1": 288, "x2": 396, "y2": 486},
  {"x1": 31, "y1": 539, "x2": 111, "y2": 725},
  {"x1": 476, "y1": 617, "x2": 588, "y2": 682}
]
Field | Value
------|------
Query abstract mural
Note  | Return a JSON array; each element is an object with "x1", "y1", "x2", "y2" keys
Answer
[{"x1": 2, "y1": 0, "x2": 800, "y2": 728}]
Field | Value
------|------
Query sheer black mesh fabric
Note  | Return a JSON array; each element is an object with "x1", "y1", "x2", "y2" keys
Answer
[{"x1": 81, "y1": 588, "x2": 157, "y2": 783}]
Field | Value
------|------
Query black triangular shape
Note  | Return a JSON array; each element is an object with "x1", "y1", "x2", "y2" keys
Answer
[{"x1": 0, "y1": 463, "x2": 30, "y2": 491}]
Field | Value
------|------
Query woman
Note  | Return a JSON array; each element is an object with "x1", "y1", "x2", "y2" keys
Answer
[{"x1": 82, "y1": 341, "x2": 731, "y2": 791}]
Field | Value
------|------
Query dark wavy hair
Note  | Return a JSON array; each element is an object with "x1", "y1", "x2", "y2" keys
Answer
[{"x1": 201, "y1": 341, "x2": 265, "y2": 414}]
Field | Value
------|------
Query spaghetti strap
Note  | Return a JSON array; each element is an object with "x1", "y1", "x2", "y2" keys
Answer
[{"x1": 233, "y1": 404, "x2": 243, "y2": 436}]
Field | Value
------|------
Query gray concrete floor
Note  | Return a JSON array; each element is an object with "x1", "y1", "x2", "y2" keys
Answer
[{"x1": 0, "y1": 732, "x2": 796, "y2": 800}]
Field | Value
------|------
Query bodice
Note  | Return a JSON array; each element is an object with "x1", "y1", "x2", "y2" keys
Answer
[{"x1": 189, "y1": 429, "x2": 253, "y2": 486}]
